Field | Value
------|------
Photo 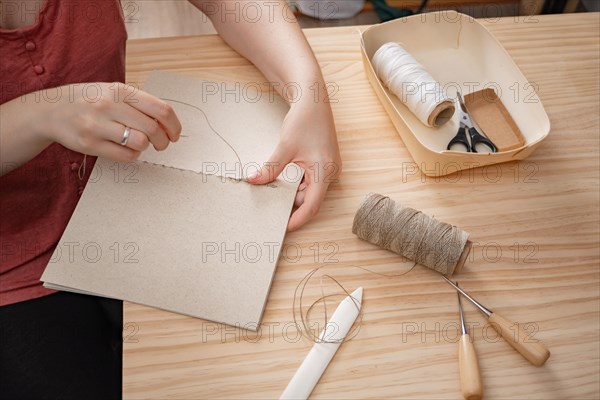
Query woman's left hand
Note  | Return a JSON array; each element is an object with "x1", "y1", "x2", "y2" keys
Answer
[{"x1": 246, "y1": 98, "x2": 341, "y2": 232}]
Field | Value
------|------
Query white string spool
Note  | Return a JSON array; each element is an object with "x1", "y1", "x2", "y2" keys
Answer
[{"x1": 372, "y1": 42, "x2": 455, "y2": 128}]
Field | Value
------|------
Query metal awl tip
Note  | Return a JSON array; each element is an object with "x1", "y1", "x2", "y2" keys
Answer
[{"x1": 442, "y1": 275, "x2": 492, "y2": 318}]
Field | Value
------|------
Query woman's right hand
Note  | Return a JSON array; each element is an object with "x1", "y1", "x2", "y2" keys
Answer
[{"x1": 45, "y1": 82, "x2": 182, "y2": 161}]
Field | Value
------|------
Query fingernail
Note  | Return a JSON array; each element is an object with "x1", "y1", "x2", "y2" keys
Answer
[{"x1": 246, "y1": 171, "x2": 260, "y2": 182}]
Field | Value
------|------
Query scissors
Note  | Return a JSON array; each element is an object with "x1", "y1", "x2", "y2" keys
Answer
[{"x1": 447, "y1": 93, "x2": 498, "y2": 153}]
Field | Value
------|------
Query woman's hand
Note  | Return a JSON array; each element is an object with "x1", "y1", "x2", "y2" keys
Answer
[
  {"x1": 47, "y1": 82, "x2": 182, "y2": 161},
  {"x1": 0, "y1": 82, "x2": 181, "y2": 174},
  {"x1": 190, "y1": 0, "x2": 343, "y2": 231},
  {"x1": 246, "y1": 98, "x2": 341, "y2": 232}
]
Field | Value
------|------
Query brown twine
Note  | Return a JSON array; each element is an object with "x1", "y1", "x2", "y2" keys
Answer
[
  {"x1": 160, "y1": 98, "x2": 243, "y2": 168},
  {"x1": 78, "y1": 154, "x2": 87, "y2": 180},
  {"x1": 352, "y1": 193, "x2": 469, "y2": 276},
  {"x1": 292, "y1": 193, "x2": 469, "y2": 343},
  {"x1": 291, "y1": 193, "x2": 469, "y2": 345},
  {"x1": 292, "y1": 262, "x2": 417, "y2": 344}
]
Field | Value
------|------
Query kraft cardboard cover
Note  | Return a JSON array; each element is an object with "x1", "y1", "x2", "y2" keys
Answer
[
  {"x1": 464, "y1": 88, "x2": 526, "y2": 152},
  {"x1": 41, "y1": 72, "x2": 301, "y2": 330}
]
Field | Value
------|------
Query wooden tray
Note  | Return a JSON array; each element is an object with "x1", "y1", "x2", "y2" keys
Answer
[{"x1": 360, "y1": 11, "x2": 550, "y2": 176}]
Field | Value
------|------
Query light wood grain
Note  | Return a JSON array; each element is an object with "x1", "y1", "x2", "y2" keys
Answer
[{"x1": 123, "y1": 12, "x2": 600, "y2": 399}]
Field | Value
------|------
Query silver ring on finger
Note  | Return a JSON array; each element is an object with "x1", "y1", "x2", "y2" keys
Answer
[{"x1": 120, "y1": 126, "x2": 131, "y2": 146}]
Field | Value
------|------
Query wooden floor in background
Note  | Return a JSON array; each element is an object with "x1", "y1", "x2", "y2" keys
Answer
[{"x1": 123, "y1": 0, "x2": 522, "y2": 39}]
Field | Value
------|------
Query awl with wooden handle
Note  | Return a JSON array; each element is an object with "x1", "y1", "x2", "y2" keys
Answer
[
  {"x1": 443, "y1": 276, "x2": 550, "y2": 367},
  {"x1": 456, "y1": 282, "x2": 483, "y2": 400}
]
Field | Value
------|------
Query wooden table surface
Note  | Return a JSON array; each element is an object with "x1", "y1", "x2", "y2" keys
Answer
[{"x1": 123, "y1": 13, "x2": 600, "y2": 399}]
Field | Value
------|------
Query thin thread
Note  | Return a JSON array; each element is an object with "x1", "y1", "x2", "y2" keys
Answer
[
  {"x1": 291, "y1": 193, "x2": 469, "y2": 344},
  {"x1": 78, "y1": 154, "x2": 87, "y2": 180},
  {"x1": 160, "y1": 98, "x2": 243, "y2": 168},
  {"x1": 292, "y1": 262, "x2": 418, "y2": 344},
  {"x1": 372, "y1": 42, "x2": 454, "y2": 127},
  {"x1": 352, "y1": 193, "x2": 469, "y2": 276}
]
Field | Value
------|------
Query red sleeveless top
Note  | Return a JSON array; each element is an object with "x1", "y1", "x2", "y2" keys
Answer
[{"x1": 0, "y1": 0, "x2": 127, "y2": 305}]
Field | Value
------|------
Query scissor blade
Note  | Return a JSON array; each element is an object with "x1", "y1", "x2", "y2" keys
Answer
[
  {"x1": 457, "y1": 92, "x2": 469, "y2": 113},
  {"x1": 460, "y1": 112, "x2": 473, "y2": 129},
  {"x1": 456, "y1": 92, "x2": 473, "y2": 128}
]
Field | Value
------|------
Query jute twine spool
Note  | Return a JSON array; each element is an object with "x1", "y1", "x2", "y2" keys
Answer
[{"x1": 352, "y1": 193, "x2": 472, "y2": 275}]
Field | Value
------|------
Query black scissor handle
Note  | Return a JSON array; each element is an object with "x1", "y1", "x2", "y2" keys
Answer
[
  {"x1": 468, "y1": 127, "x2": 498, "y2": 153},
  {"x1": 447, "y1": 126, "x2": 471, "y2": 152}
]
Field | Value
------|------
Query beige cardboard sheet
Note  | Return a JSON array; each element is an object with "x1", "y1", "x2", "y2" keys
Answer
[
  {"x1": 41, "y1": 72, "x2": 300, "y2": 329},
  {"x1": 140, "y1": 71, "x2": 294, "y2": 180}
]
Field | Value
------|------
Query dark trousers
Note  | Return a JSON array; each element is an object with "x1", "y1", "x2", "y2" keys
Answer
[{"x1": 0, "y1": 291, "x2": 122, "y2": 399}]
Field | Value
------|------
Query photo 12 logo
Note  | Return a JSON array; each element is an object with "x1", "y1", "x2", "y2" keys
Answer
[{"x1": 49, "y1": 241, "x2": 140, "y2": 264}]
